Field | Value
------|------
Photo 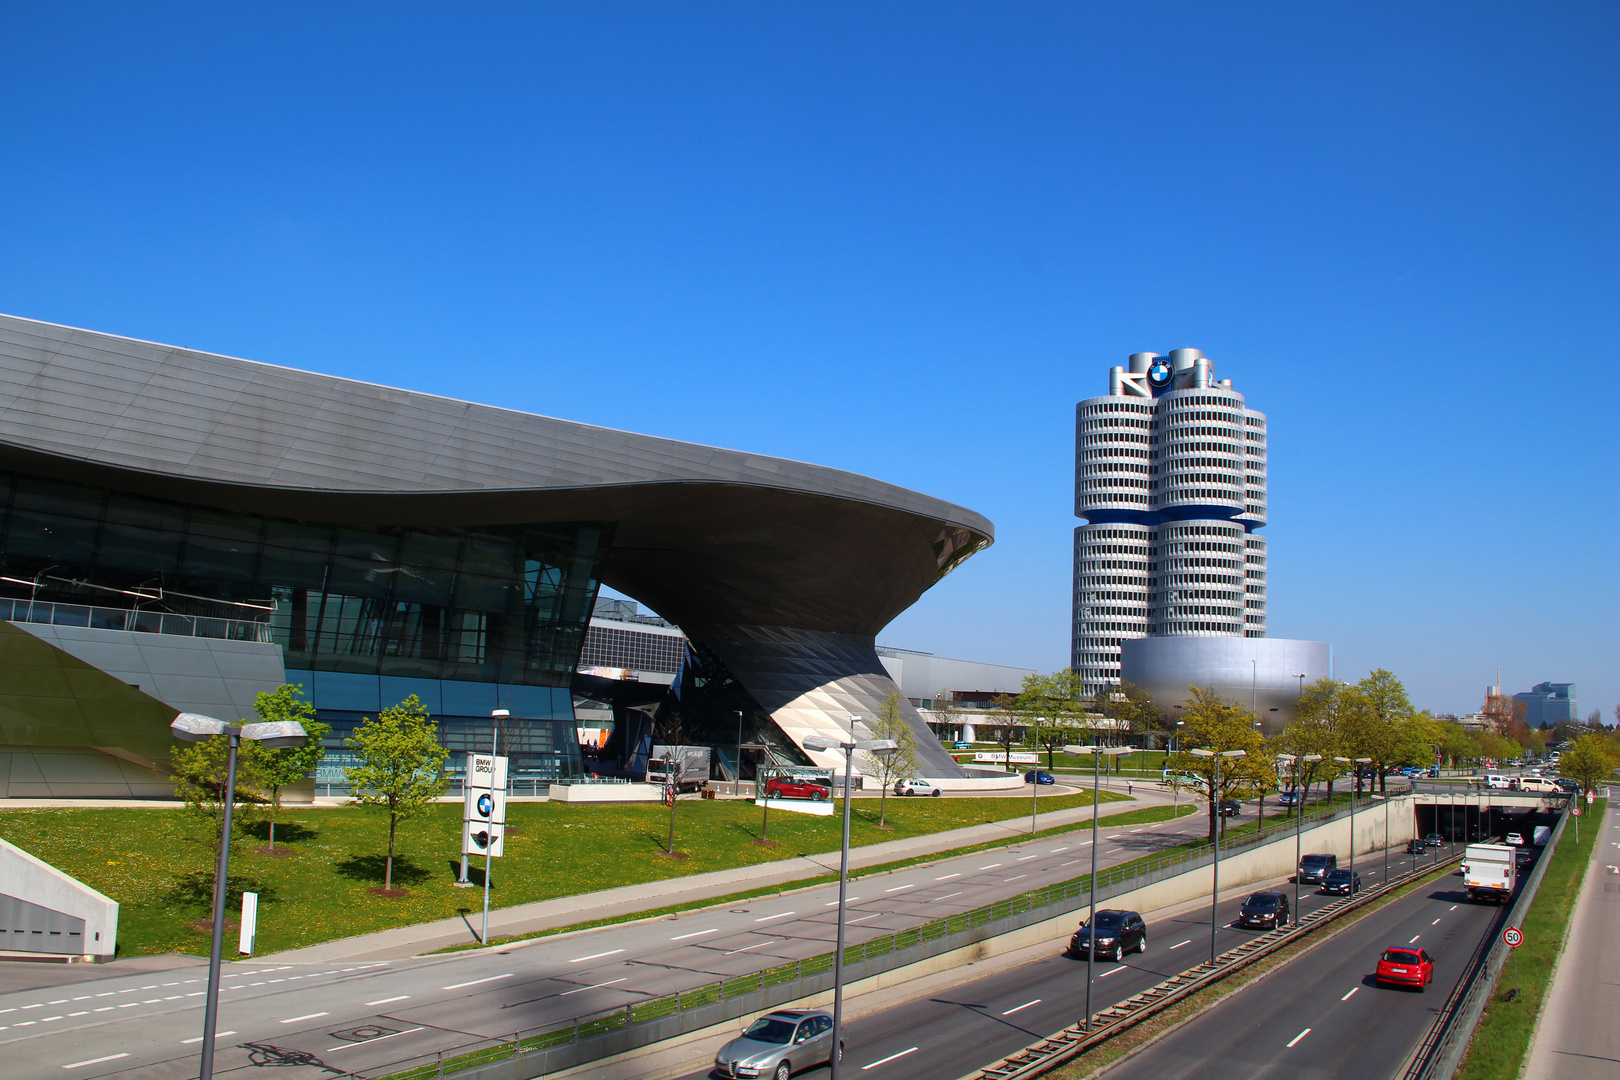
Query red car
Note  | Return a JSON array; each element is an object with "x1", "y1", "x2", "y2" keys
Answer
[
  {"x1": 764, "y1": 776, "x2": 831, "y2": 800},
  {"x1": 1376, "y1": 947, "x2": 1434, "y2": 990}
]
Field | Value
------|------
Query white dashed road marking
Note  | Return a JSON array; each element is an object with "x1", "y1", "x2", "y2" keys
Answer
[
  {"x1": 560, "y1": 979, "x2": 627, "y2": 996},
  {"x1": 1001, "y1": 999, "x2": 1041, "y2": 1015},
  {"x1": 366, "y1": 996, "x2": 409, "y2": 1006},
  {"x1": 1170, "y1": 940, "x2": 1192, "y2": 949},
  {"x1": 1342, "y1": 987, "x2": 1358, "y2": 1000},
  {"x1": 62, "y1": 1054, "x2": 130, "y2": 1070},
  {"x1": 281, "y1": 1012, "x2": 329, "y2": 1024},
  {"x1": 1286, "y1": 1029, "x2": 1312, "y2": 1048},
  {"x1": 181, "y1": 1032, "x2": 236, "y2": 1044},
  {"x1": 445, "y1": 973, "x2": 517, "y2": 987},
  {"x1": 863, "y1": 1047, "x2": 919, "y2": 1070},
  {"x1": 670, "y1": 928, "x2": 720, "y2": 940},
  {"x1": 754, "y1": 912, "x2": 797, "y2": 922}
]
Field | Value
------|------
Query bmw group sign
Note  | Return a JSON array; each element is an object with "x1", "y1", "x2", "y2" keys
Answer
[{"x1": 462, "y1": 752, "x2": 508, "y2": 858}]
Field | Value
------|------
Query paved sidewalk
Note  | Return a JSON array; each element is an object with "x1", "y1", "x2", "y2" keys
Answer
[
  {"x1": 259, "y1": 782, "x2": 1175, "y2": 963},
  {"x1": 1521, "y1": 798, "x2": 1620, "y2": 1080}
]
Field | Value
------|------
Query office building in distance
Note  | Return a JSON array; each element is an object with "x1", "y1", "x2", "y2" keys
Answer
[
  {"x1": 1514, "y1": 682, "x2": 1578, "y2": 728},
  {"x1": 1073, "y1": 348, "x2": 1328, "y2": 731}
]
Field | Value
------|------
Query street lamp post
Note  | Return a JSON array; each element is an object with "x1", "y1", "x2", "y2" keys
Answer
[
  {"x1": 1190, "y1": 748, "x2": 1247, "y2": 963},
  {"x1": 1064, "y1": 744, "x2": 1132, "y2": 1031},
  {"x1": 170, "y1": 713, "x2": 308, "y2": 1080},
  {"x1": 803, "y1": 730, "x2": 898, "y2": 1080},
  {"x1": 1278, "y1": 753, "x2": 1321, "y2": 924},
  {"x1": 1335, "y1": 756, "x2": 1372, "y2": 883}
]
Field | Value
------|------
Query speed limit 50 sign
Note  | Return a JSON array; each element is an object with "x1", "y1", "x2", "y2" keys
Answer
[{"x1": 1503, "y1": 926, "x2": 1523, "y2": 948}]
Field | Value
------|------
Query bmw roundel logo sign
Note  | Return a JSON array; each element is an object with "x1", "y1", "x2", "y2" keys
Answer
[
  {"x1": 1147, "y1": 359, "x2": 1173, "y2": 389},
  {"x1": 477, "y1": 792, "x2": 494, "y2": 818}
]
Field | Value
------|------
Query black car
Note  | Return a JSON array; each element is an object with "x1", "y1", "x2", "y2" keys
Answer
[
  {"x1": 1514, "y1": 849, "x2": 1534, "y2": 870},
  {"x1": 1404, "y1": 838, "x2": 1426, "y2": 854},
  {"x1": 1238, "y1": 891, "x2": 1290, "y2": 929},
  {"x1": 1070, "y1": 908, "x2": 1147, "y2": 961},
  {"x1": 1556, "y1": 778, "x2": 1580, "y2": 793},
  {"x1": 1424, "y1": 833, "x2": 1444, "y2": 847},
  {"x1": 1296, "y1": 853, "x2": 1337, "y2": 884},
  {"x1": 1321, "y1": 868, "x2": 1361, "y2": 895},
  {"x1": 1218, "y1": 799, "x2": 1242, "y2": 817}
]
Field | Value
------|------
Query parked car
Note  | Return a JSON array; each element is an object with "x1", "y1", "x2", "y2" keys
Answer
[
  {"x1": 1217, "y1": 799, "x2": 1242, "y2": 817},
  {"x1": 763, "y1": 776, "x2": 831, "y2": 801},
  {"x1": 1376, "y1": 947, "x2": 1434, "y2": 991},
  {"x1": 1069, "y1": 909, "x2": 1147, "y2": 960},
  {"x1": 713, "y1": 1009, "x2": 840, "y2": 1079},
  {"x1": 894, "y1": 778, "x2": 943, "y2": 797},
  {"x1": 1506, "y1": 831, "x2": 1525, "y2": 846},
  {"x1": 953, "y1": 741, "x2": 973, "y2": 750},
  {"x1": 1405, "y1": 838, "x2": 1426, "y2": 854},
  {"x1": 1556, "y1": 778, "x2": 1580, "y2": 793},
  {"x1": 1321, "y1": 868, "x2": 1362, "y2": 895},
  {"x1": 1238, "y1": 891, "x2": 1291, "y2": 929},
  {"x1": 1024, "y1": 770, "x2": 1056, "y2": 785},
  {"x1": 1424, "y1": 833, "x2": 1444, "y2": 847},
  {"x1": 1297, "y1": 853, "x2": 1338, "y2": 884}
]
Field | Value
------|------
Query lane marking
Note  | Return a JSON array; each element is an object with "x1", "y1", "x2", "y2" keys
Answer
[
  {"x1": 1409, "y1": 935, "x2": 1421, "y2": 944},
  {"x1": 444, "y1": 973, "x2": 516, "y2": 988},
  {"x1": 1342, "y1": 987, "x2": 1358, "y2": 1001},
  {"x1": 1107, "y1": 835, "x2": 1124, "y2": 840},
  {"x1": 1080, "y1": 840, "x2": 1093, "y2": 846},
  {"x1": 670, "y1": 928, "x2": 720, "y2": 941},
  {"x1": 1432, "y1": 919, "x2": 1442, "y2": 925},
  {"x1": 1059, "y1": 860, "x2": 1081, "y2": 867},
  {"x1": 1050, "y1": 846, "x2": 1069, "y2": 853},
  {"x1": 181, "y1": 1031, "x2": 237, "y2": 1044},
  {"x1": 1016, "y1": 855, "x2": 1038, "y2": 861},
  {"x1": 569, "y1": 950, "x2": 625, "y2": 963},
  {"x1": 366, "y1": 996, "x2": 409, "y2": 1006},
  {"x1": 726, "y1": 940, "x2": 777, "y2": 954},
  {"x1": 935, "y1": 873, "x2": 961, "y2": 880},
  {"x1": 755, "y1": 911, "x2": 797, "y2": 921},
  {"x1": 1169, "y1": 939, "x2": 1192, "y2": 949},
  {"x1": 62, "y1": 1054, "x2": 131, "y2": 1070},
  {"x1": 1001, "y1": 999, "x2": 1042, "y2": 1015},
  {"x1": 863, "y1": 1047, "x2": 919, "y2": 1070},
  {"x1": 280, "y1": 1012, "x2": 330, "y2": 1024},
  {"x1": 979, "y1": 863, "x2": 1003, "y2": 869},
  {"x1": 849, "y1": 913, "x2": 882, "y2": 923},
  {"x1": 825, "y1": 897, "x2": 862, "y2": 906},
  {"x1": 559, "y1": 978, "x2": 627, "y2": 996},
  {"x1": 1098, "y1": 965, "x2": 1128, "y2": 978},
  {"x1": 331, "y1": 1025, "x2": 425, "y2": 1049},
  {"x1": 1286, "y1": 1028, "x2": 1312, "y2": 1048},
  {"x1": 1004, "y1": 874, "x2": 1027, "y2": 882},
  {"x1": 1449, "y1": 905, "x2": 1458, "y2": 911},
  {"x1": 933, "y1": 892, "x2": 963, "y2": 902},
  {"x1": 885, "y1": 884, "x2": 914, "y2": 893},
  {"x1": 1131, "y1": 828, "x2": 1146, "y2": 833}
]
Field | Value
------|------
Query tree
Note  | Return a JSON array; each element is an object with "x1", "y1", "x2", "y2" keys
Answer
[
  {"x1": 345, "y1": 695, "x2": 449, "y2": 892},
  {"x1": 1481, "y1": 694, "x2": 1531, "y2": 749},
  {"x1": 1274, "y1": 678, "x2": 1347, "y2": 804},
  {"x1": 170, "y1": 730, "x2": 265, "y2": 862},
  {"x1": 1341, "y1": 669, "x2": 1415, "y2": 793},
  {"x1": 1560, "y1": 732, "x2": 1619, "y2": 793},
  {"x1": 1004, "y1": 670, "x2": 1091, "y2": 768},
  {"x1": 864, "y1": 692, "x2": 919, "y2": 828},
  {"x1": 251, "y1": 684, "x2": 330, "y2": 853},
  {"x1": 1164, "y1": 687, "x2": 1274, "y2": 840},
  {"x1": 1086, "y1": 681, "x2": 1160, "y2": 748}
]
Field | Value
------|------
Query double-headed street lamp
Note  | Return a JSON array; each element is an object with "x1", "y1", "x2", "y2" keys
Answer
[
  {"x1": 170, "y1": 712, "x2": 308, "y2": 1080},
  {"x1": 803, "y1": 730, "x2": 898, "y2": 1080},
  {"x1": 1064, "y1": 744, "x2": 1133, "y2": 1031},
  {"x1": 1189, "y1": 748, "x2": 1246, "y2": 963},
  {"x1": 1334, "y1": 756, "x2": 1373, "y2": 882},
  {"x1": 1276, "y1": 753, "x2": 1321, "y2": 924}
]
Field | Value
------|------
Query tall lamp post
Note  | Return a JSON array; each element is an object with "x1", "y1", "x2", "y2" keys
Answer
[
  {"x1": 1277, "y1": 753, "x2": 1321, "y2": 924},
  {"x1": 802, "y1": 732, "x2": 898, "y2": 1080},
  {"x1": 1189, "y1": 748, "x2": 1247, "y2": 963},
  {"x1": 1334, "y1": 756, "x2": 1372, "y2": 882},
  {"x1": 1064, "y1": 744, "x2": 1132, "y2": 1031},
  {"x1": 170, "y1": 713, "x2": 308, "y2": 1080}
]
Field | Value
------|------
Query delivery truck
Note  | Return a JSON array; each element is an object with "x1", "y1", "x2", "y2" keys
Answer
[
  {"x1": 646, "y1": 745, "x2": 711, "y2": 793},
  {"x1": 1461, "y1": 843, "x2": 1515, "y2": 904}
]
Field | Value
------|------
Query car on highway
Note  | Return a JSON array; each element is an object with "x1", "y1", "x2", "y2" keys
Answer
[
  {"x1": 1375, "y1": 947, "x2": 1435, "y2": 991},
  {"x1": 1405, "y1": 838, "x2": 1426, "y2": 854},
  {"x1": 1277, "y1": 790, "x2": 1305, "y2": 808},
  {"x1": 893, "y1": 778, "x2": 943, "y2": 797},
  {"x1": 1514, "y1": 849, "x2": 1534, "y2": 871},
  {"x1": 1217, "y1": 799, "x2": 1241, "y2": 817},
  {"x1": 1424, "y1": 832, "x2": 1444, "y2": 847},
  {"x1": 1506, "y1": 831, "x2": 1525, "y2": 846},
  {"x1": 763, "y1": 775, "x2": 832, "y2": 801},
  {"x1": 1237, "y1": 891, "x2": 1290, "y2": 929},
  {"x1": 1069, "y1": 908, "x2": 1147, "y2": 960},
  {"x1": 1024, "y1": 770, "x2": 1056, "y2": 785},
  {"x1": 1321, "y1": 868, "x2": 1362, "y2": 895},
  {"x1": 1296, "y1": 853, "x2": 1337, "y2": 884},
  {"x1": 714, "y1": 1009, "x2": 840, "y2": 1079}
]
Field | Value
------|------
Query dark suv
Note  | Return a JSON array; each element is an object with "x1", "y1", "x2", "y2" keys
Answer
[
  {"x1": 1297, "y1": 853, "x2": 1337, "y2": 884},
  {"x1": 1238, "y1": 891, "x2": 1290, "y2": 929},
  {"x1": 1069, "y1": 909, "x2": 1147, "y2": 961},
  {"x1": 1321, "y1": 868, "x2": 1361, "y2": 895},
  {"x1": 1217, "y1": 799, "x2": 1241, "y2": 817}
]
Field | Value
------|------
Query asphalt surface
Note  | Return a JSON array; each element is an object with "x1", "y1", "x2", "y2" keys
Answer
[
  {"x1": 669, "y1": 843, "x2": 1463, "y2": 1080},
  {"x1": 0, "y1": 800, "x2": 1213, "y2": 1079}
]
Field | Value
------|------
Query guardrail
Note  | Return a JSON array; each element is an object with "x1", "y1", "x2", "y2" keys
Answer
[
  {"x1": 1399, "y1": 794, "x2": 1573, "y2": 1080},
  {"x1": 340, "y1": 794, "x2": 1383, "y2": 1079},
  {"x1": 0, "y1": 597, "x2": 272, "y2": 642}
]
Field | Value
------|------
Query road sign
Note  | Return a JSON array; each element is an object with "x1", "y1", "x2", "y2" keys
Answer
[
  {"x1": 1503, "y1": 926, "x2": 1523, "y2": 948},
  {"x1": 1587, "y1": 790, "x2": 1596, "y2": 805},
  {"x1": 1573, "y1": 806, "x2": 1581, "y2": 817},
  {"x1": 462, "y1": 752, "x2": 508, "y2": 858}
]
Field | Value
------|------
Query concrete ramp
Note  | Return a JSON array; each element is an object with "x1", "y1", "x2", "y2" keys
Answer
[{"x1": 0, "y1": 836, "x2": 117, "y2": 960}]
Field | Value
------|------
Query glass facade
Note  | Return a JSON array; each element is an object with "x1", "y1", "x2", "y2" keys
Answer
[{"x1": 0, "y1": 471, "x2": 612, "y2": 779}]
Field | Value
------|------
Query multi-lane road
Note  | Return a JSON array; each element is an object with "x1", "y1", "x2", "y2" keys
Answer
[{"x1": 1, "y1": 799, "x2": 1213, "y2": 1079}]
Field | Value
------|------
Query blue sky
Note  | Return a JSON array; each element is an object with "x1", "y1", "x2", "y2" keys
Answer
[{"x1": 1, "y1": 4, "x2": 1614, "y2": 719}]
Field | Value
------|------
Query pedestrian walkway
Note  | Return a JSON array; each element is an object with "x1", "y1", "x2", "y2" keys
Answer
[
  {"x1": 1521, "y1": 797, "x2": 1619, "y2": 1080},
  {"x1": 259, "y1": 784, "x2": 1177, "y2": 963}
]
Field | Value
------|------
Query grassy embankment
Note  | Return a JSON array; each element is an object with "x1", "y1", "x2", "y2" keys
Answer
[
  {"x1": 0, "y1": 789, "x2": 1134, "y2": 958},
  {"x1": 1455, "y1": 799, "x2": 1605, "y2": 1080}
]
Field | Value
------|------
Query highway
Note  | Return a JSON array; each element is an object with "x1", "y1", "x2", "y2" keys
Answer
[
  {"x1": 0, "y1": 798, "x2": 1215, "y2": 1079},
  {"x1": 668, "y1": 843, "x2": 1460, "y2": 1080}
]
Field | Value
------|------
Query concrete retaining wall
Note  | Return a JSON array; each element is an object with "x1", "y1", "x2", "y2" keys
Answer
[
  {"x1": 547, "y1": 784, "x2": 663, "y2": 803},
  {"x1": 0, "y1": 836, "x2": 118, "y2": 960}
]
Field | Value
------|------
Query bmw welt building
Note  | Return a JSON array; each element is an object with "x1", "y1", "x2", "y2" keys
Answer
[{"x1": 0, "y1": 314, "x2": 990, "y2": 797}]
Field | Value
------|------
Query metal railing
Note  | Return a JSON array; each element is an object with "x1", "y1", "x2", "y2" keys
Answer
[
  {"x1": 0, "y1": 597, "x2": 272, "y2": 642},
  {"x1": 345, "y1": 794, "x2": 1383, "y2": 1080}
]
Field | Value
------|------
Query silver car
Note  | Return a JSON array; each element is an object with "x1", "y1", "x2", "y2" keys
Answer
[{"x1": 714, "y1": 1009, "x2": 840, "y2": 1079}]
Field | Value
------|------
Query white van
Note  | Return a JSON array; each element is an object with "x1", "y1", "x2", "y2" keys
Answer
[
  {"x1": 1519, "y1": 777, "x2": 1559, "y2": 794},
  {"x1": 1485, "y1": 774, "x2": 1512, "y2": 789}
]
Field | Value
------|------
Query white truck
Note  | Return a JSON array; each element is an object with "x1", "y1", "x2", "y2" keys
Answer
[
  {"x1": 646, "y1": 744, "x2": 711, "y2": 793},
  {"x1": 1461, "y1": 843, "x2": 1515, "y2": 904}
]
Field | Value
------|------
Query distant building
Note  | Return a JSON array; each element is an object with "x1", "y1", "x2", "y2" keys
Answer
[{"x1": 1514, "y1": 682, "x2": 1578, "y2": 728}]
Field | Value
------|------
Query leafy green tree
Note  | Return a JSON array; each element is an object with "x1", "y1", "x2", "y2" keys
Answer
[
  {"x1": 1164, "y1": 687, "x2": 1274, "y2": 840},
  {"x1": 1086, "y1": 681, "x2": 1161, "y2": 748},
  {"x1": 170, "y1": 730, "x2": 265, "y2": 862},
  {"x1": 251, "y1": 684, "x2": 330, "y2": 853},
  {"x1": 864, "y1": 691, "x2": 920, "y2": 827},
  {"x1": 345, "y1": 695, "x2": 449, "y2": 892},
  {"x1": 1341, "y1": 669, "x2": 1415, "y2": 793},
  {"x1": 1006, "y1": 669, "x2": 1090, "y2": 768},
  {"x1": 1560, "y1": 732, "x2": 1620, "y2": 793},
  {"x1": 1274, "y1": 678, "x2": 1347, "y2": 803}
]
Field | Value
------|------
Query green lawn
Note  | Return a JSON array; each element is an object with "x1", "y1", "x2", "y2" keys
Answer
[
  {"x1": 0, "y1": 789, "x2": 1126, "y2": 958},
  {"x1": 1456, "y1": 801, "x2": 1605, "y2": 1080}
]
